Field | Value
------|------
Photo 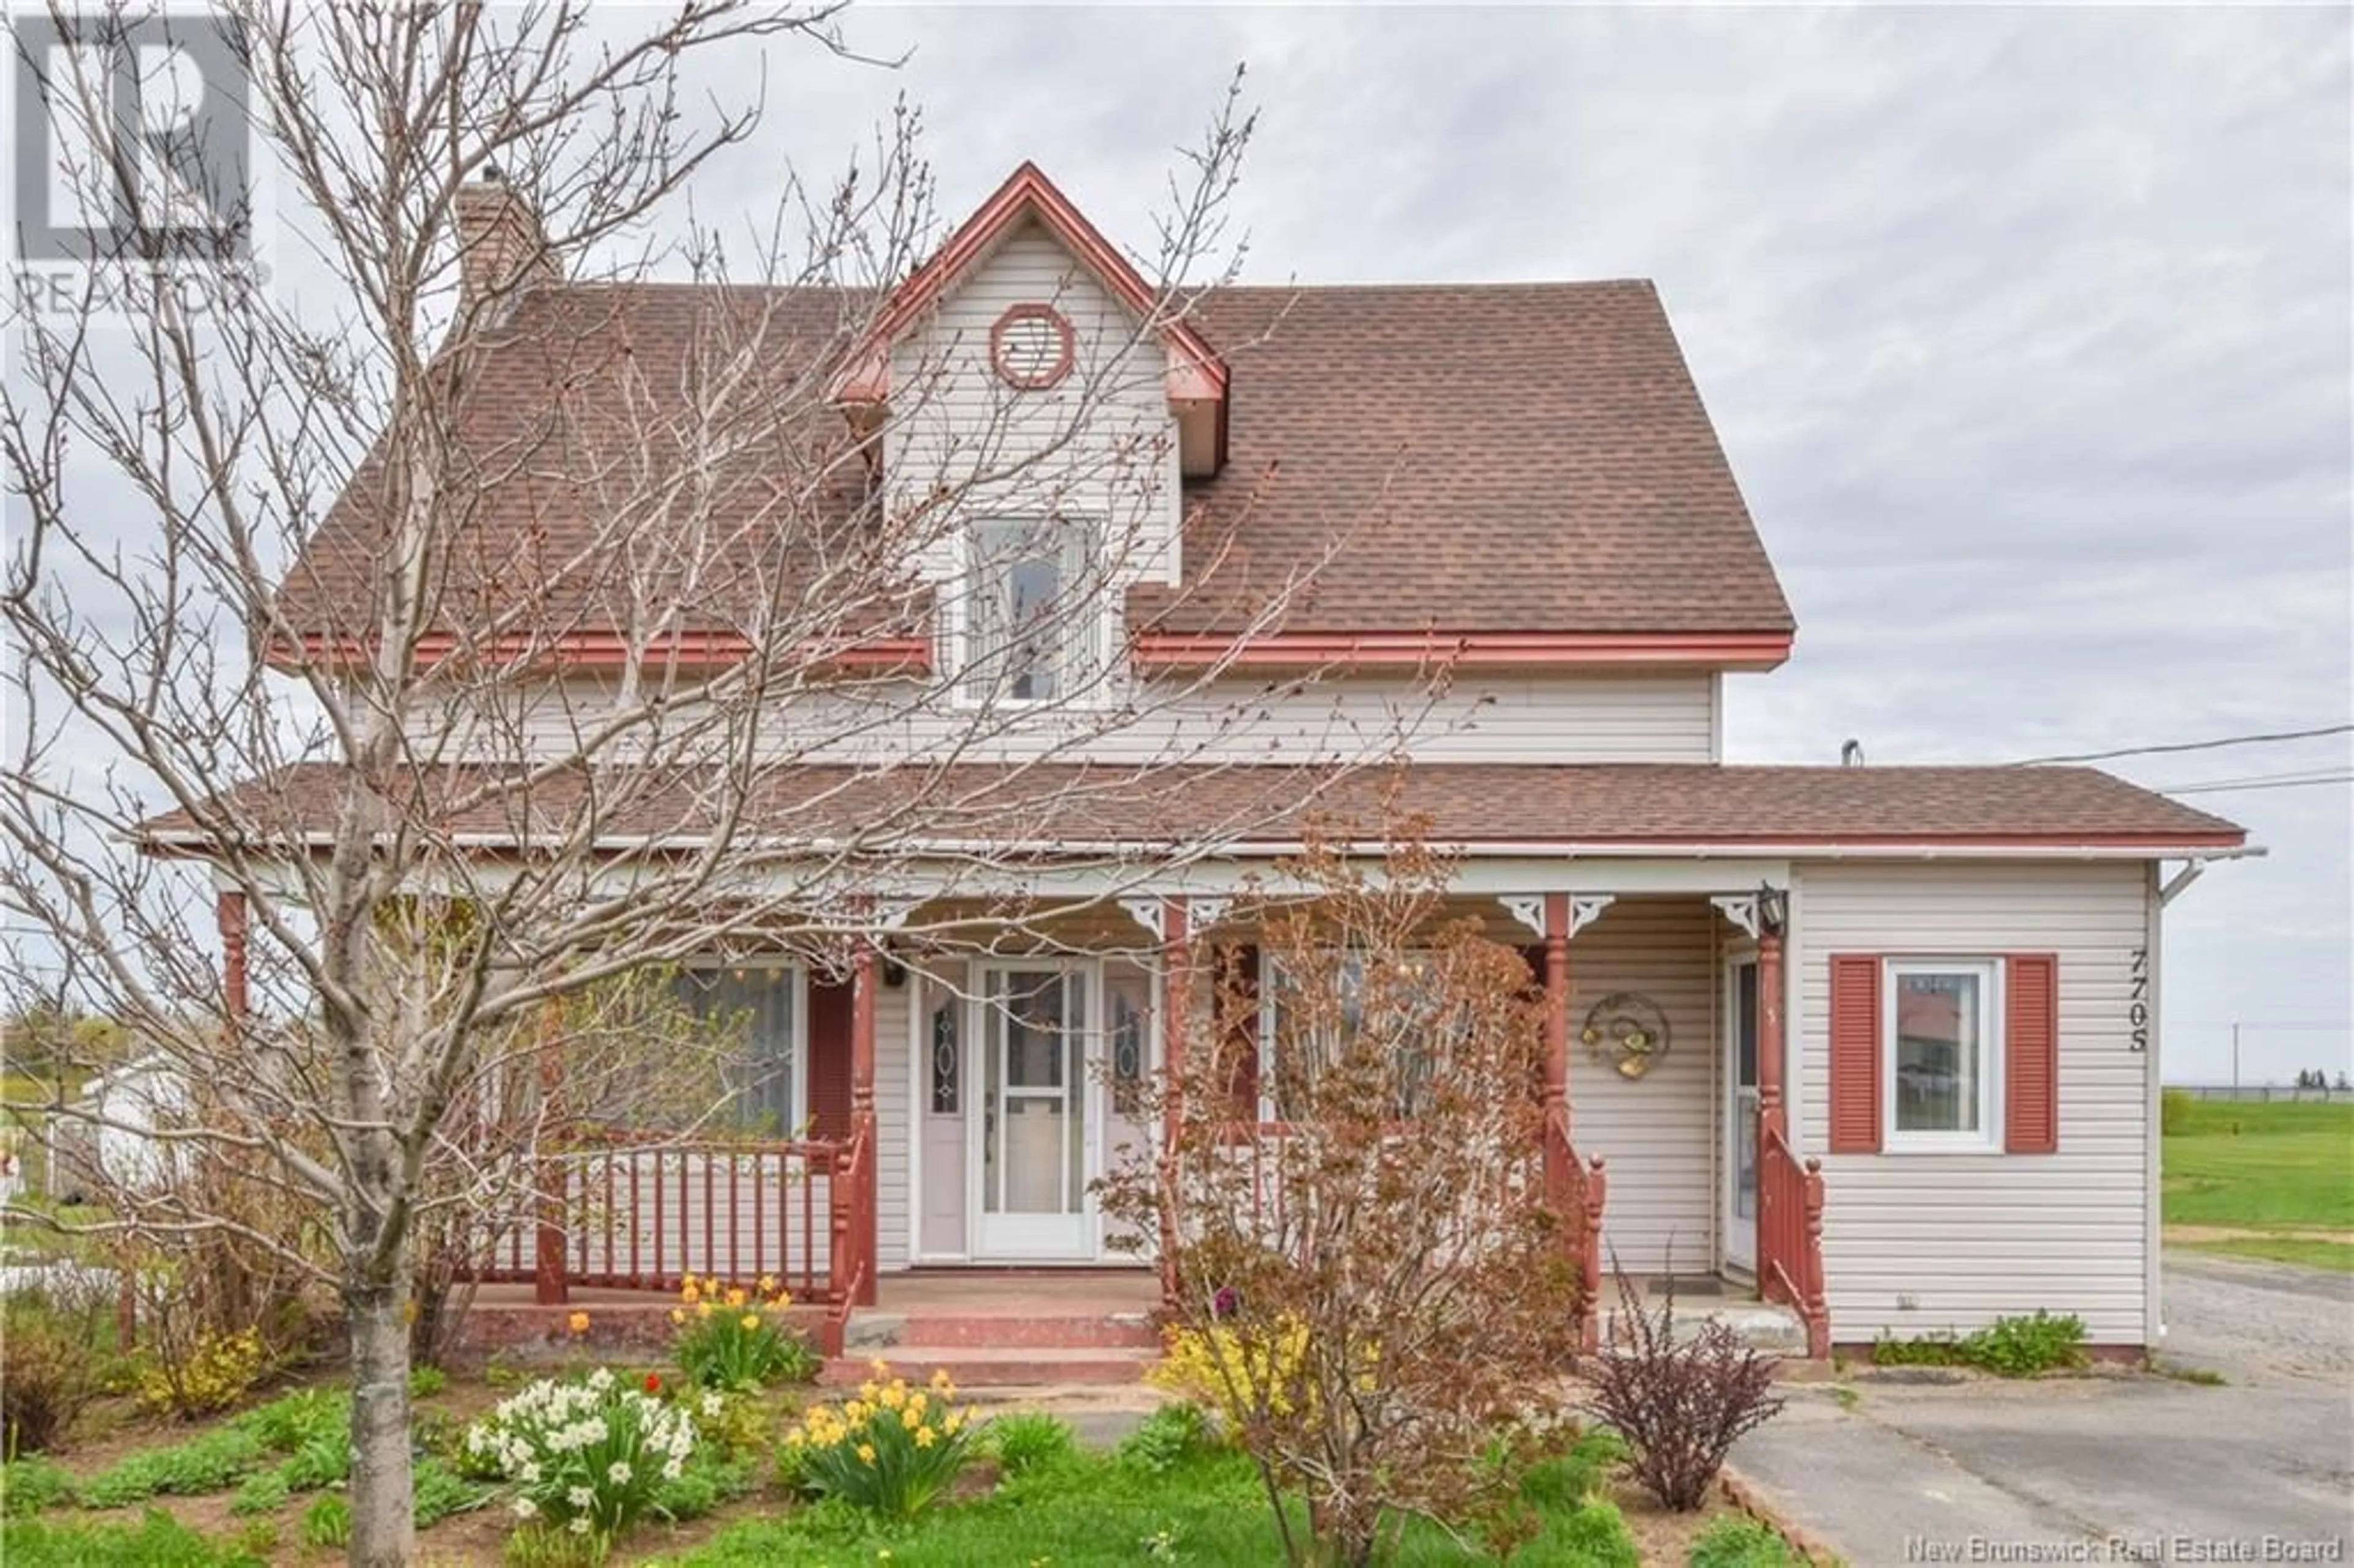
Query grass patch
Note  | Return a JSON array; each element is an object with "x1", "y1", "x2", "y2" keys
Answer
[
  {"x1": 2163, "y1": 1100, "x2": 2354, "y2": 1231},
  {"x1": 78, "y1": 1426, "x2": 269, "y2": 1509},
  {"x1": 661, "y1": 1443, "x2": 1639, "y2": 1566},
  {"x1": 2178, "y1": 1236, "x2": 2354, "y2": 1273},
  {"x1": 1688, "y1": 1514, "x2": 1805, "y2": 1567},
  {"x1": 1875, "y1": 1311, "x2": 2087, "y2": 1376}
]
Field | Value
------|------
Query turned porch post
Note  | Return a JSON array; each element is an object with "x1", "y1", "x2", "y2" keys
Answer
[
  {"x1": 850, "y1": 940, "x2": 880, "y2": 1305},
  {"x1": 1757, "y1": 927, "x2": 1786, "y2": 1143},
  {"x1": 1541, "y1": 892, "x2": 1571, "y2": 1205},
  {"x1": 1157, "y1": 896, "x2": 1190, "y2": 1311},
  {"x1": 216, "y1": 889, "x2": 249, "y2": 1026}
]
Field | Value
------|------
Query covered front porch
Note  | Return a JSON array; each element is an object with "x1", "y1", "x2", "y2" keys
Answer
[{"x1": 230, "y1": 864, "x2": 1827, "y2": 1362}]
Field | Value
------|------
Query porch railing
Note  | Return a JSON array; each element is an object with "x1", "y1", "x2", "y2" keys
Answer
[
  {"x1": 1544, "y1": 1105, "x2": 1608, "y2": 1354},
  {"x1": 1757, "y1": 1125, "x2": 1829, "y2": 1358},
  {"x1": 457, "y1": 1130, "x2": 856, "y2": 1304}
]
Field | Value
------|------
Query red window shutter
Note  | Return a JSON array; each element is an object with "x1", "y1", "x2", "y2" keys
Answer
[
  {"x1": 805, "y1": 975, "x2": 854, "y2": 1140},
  {"x1": 2005, "y1": 953, "x2": 2060, "y2": 1154},
  {"x1": 1827, "y1": 954, "x2": 1883, "y2": 1154},
  {"x1": 1220, "y1": 944, "x2": 1262, "y2": 1116}
]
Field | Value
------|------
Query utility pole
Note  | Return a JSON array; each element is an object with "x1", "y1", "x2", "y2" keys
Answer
[{"x1": 2231, "y1": 1021, "x2": 2241, "y2": 1098}]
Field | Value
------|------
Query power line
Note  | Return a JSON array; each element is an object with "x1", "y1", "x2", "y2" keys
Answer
[
  {"x1": 2161, "y1": 773, "x2": 2353, "y2": 797},
  {"x1": 2008, "y1": 723, "x2": 2352, "y2": 767}
]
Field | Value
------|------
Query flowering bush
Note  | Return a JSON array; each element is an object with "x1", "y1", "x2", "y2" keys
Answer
[
  {"x1": 1146, "y1": 1317, "x2": 1314, "y2": 1433},
  {"x1": 135, "y1": 1326, "x2": 268, "y2": 1419},
  {"x1": 782, "y1": 1360, "x2": 977, "y2": 1519},
  {"x1": 669, "y1": 1274, "x2": 819, "y2": 1390},
  {"x1": 463, "y1": 1368, "x2": 697, "y2": 1553}
]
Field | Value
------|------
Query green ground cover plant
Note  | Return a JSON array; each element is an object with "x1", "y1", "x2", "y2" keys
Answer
[
  {"x1": 1873, "y1": 1311, "x2": 2087, "y2": 1376},
  {"x1": 2, "y1": 1507, "x2": 265, "y2": 1567},
  {"x1": 1686, "y1": 1515, "x2": 1805, "y2": 1567},
  {"x1": 663, "y1": 1435, "x2": 1642, "y2": 1567}
]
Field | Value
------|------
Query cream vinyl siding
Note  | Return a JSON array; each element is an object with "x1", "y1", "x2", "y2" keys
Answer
[
  {"x1": 875, "y1": 979, "x2": 912, "y2": 1273},
  {"x1": 1566, "y1": 896, "x2": 1718, "y2": 1276},
  {"x1": 479, "y1": 669, "x2": 1719, "y2": 766},
  {"x1": 888, "y1": 220, "x2": 1178, "y2": 593},
  {"x1": 1792, "y1": 861, "x2": 2152, "y2": 1345}
]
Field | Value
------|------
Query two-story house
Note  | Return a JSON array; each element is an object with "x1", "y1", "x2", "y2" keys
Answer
[{"x1": 149, "y1": 162, "x2": 2249, "y2": 1366}]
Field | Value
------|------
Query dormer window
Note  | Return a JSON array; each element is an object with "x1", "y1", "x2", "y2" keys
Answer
[{"x1": 962, "y1": 518, "x2": 1103, "y2": 704}]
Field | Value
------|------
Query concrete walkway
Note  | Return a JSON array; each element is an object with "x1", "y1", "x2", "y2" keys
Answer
[{"x1": 1731, "y1": 1255, "x2": 2354, "y2": 1565}]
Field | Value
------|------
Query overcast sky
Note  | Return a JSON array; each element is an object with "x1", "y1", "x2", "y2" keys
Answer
[{"x1": 737, "y1": 2, "x2": 2352, "y2": 1081}]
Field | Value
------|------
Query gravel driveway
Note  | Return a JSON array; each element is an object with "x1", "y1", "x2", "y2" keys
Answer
[{"x1": 1732, "y1": 1254, "x2": 2354, "y2": 1564}]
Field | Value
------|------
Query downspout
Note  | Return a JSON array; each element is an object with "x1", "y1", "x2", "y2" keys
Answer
[{"x1": 2146, "y1": 854, "x2": 2211, "y2": 1352}]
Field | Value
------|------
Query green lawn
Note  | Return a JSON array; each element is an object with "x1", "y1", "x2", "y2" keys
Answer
[
  {"x1": 658, "y1": 1444, "x2": 1642, "y2": 1567},
  {"x1": 2180, "y1": 1236, "x2": 2354, "y2": 1273},
  {"x1": 2162, "y1": 1098, "x2": 2354, "y2": 1231}
]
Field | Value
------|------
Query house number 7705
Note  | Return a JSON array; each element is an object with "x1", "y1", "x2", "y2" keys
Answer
[{"x1": 2128, "y1": 948, "x2": 2149, "y2": 1051}]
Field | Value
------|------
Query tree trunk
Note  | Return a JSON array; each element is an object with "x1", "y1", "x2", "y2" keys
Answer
[{"x1": 345, "y1": 1275, "x2": 416, "y2": 1567}]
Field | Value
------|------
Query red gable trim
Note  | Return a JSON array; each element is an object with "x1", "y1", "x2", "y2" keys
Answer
[
  {"x1": 832, "y1": 162, "x2": 1228, "y2": 406},
  {"x1": 1130, "y1": 629, "x2": 1794, "y2": 671},
  {"x1": 270, "y1": 632, "x2": 931, "y2": 676}
]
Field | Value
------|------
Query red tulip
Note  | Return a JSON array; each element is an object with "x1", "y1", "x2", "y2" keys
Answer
[{"x1": 644, "y1": 1372, "x2": 661, "y2": 1393}]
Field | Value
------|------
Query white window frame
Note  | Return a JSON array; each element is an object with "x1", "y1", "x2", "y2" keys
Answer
[
  {"x1": 677, "y1": 959, "x2": 810, "y2": 1138},
  {"x1": 1881, "y1": 957, "x2": 2003, "y2": 1154},
  {"x1": 1257, "y1": 951, "x2": 1442, "y2": 1123},
  {"x1": 955, "y1": 516, "x2": 1108, "y2": 709}
]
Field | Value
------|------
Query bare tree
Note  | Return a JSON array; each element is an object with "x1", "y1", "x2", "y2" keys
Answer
[{"x1": 1, "y1": 6, "x2": 1423, "y2": 1562}]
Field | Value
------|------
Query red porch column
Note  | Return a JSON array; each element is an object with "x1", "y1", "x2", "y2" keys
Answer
[
  {"x1": 1157, "y1": 896, "x2": 1190, "y2": 1309},
  {"x1": 1541, "y1": 892, "x2": 1571, "y2": 1204},
  {"x1": 849, "y1": 941, "x2": 879, "y2": 1306},
  {"x1": 534, "y1": 995, "x2": 569, "y2": 1305},
  {"x1": 1757, "y1": 929, "x2": 1786, "y2": 1142},
  {"x1": 216, "y1": 889, "x2": 249, "y2": 1026}
]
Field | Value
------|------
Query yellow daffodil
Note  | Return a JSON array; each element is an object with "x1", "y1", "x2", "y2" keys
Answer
[
  {"x1": 907, "y1": 1390, "x2": 928, "y2": 1416},
  {"x1": 681, "y1": 1282, "x2": 701, "y2": 1306},
  {"x1": 914, "y1": 1425, "x2": 937, "y2": 1448},
  {"x1": 859, "y1": 1380, "x2": 880, "y2": 1402},
  {"x1": 880, "y1": 1382, "x2": 906, "y2": 1410},
  {"x1": 758, "y1": 1273, "x2": 776, "y2": 1294},
  {"x1": 855, "y1": 1443, "x2": 876, "y2": 1464},
  {"x1": 869, "y1": 1357, "x2": 889, "y2": 1376},
  {"x1": 929, "y1": 1368, "x2": 955, "y2": 1396},
  {"x1": 900, "y1": 1404, "x2": 921, "y2": 1431},
  {"x1": 725, "y1": 1287, "x2": 747, "y2": 1308},
  {"x1": 565, "y1": 1310, "x2": 590, "y2": 1336},
  {"x1": 943, "y1": 1410, "x2": 966, "y2": 1435},
  {"x1": 785, "y1": 1428, "x2": 804, "y2": 1447},
  {"x1": 669, "y1": 1307, "x2": 686, "y2": 1326},
  {"x1": 739, "y1": 1313, "x2": 760, "y2": 1330}
]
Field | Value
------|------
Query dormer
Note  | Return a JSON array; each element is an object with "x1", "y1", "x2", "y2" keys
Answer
[{"x1": 829, "y1": 162, "x2": 1228, "y2": 478}]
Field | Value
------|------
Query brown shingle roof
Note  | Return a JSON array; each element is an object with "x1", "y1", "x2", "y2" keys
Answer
[
  {"x1": 277, "y1": 277, "x2": 1791, "y2": 644},
  {"x1": 140, "y1": 763, "x2": 2243, "y2": 854}
]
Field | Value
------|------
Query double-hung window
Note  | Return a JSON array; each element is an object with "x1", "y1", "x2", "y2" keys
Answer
[
  {"x1": 962, "y1": 518, "x2": 1102, "y2": 704},
  {"x1": 1883, "y1": 958, "x2": 2002, "y2": 1151}
]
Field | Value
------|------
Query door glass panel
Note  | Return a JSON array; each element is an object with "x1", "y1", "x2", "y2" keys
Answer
[
  {"x1": 987, "y1": 970, "x2": 1084, "y2": 1217},
  {"x1": 1734, "y1": 963, "x2": 1759, "y2": 1225},
  {"x1": 1735, "y1": 963, "x2": 1759, "y2": 1089},
  {"x1": 1734, "y1": 1090, "x2": 1759, "y2": 1220}
]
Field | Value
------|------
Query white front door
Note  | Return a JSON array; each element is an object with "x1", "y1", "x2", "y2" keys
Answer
[
  {"x1": 972, "y1": 965, "x2": 1092, "y2": 1258},
  {"x1": 1724, "y1": 957, "x2": 1760, "y2": 1274}
]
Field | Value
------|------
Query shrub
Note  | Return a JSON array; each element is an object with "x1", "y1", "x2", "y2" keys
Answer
[
  {"x1": 1581, "y1": 1268, "x2": 1786, "y2": 1512},
  {"x1": 409, "y1": 1365, "x2": 449, "y2": 1399},
  {"x1": 1114, "y1": 1401, "x2": 1214, "y2": 1475},
  {"x1": 1, "y1": 1456, "x2": 78, "y2": 1516},
  {"x1": 989, "y1": 1410, "x2": 1078, "y2": 1476},
  {"x1": 782, "y1": 1358, "x2": 977, "y2": 1520},
  {"x1": 0, "y1": 1288, "x2": 110, "y2": 1453},
  {"x1": 2160, "y1": 1088, "x2": 2193, "y2": 1136},
  {"x1": 1548, "y1": 1498, "x2": 1642, "y2": 1567},
  {"x1": 463, "y1": 1367, "x2": 698, "y2": 1555},
  {"x1": 668, "y1": 1274, "x2": 818, "y2": 1390},
  {"x1": 1689, "y1": 1515, "x2": 1805, "y2": 1567},
  {"x1": 134, "y1": 1326, "x2": 269, "y2": 1419},
  {"x1": 1146, "y1": 1317, "x2": 1314, "y2": 1429},
  {"x1": 80, "y1": 1426, "x2": 269, "y2": 1507}
]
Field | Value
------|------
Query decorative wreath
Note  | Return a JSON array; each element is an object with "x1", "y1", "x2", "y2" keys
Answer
[{"x1": 1581, "y1": 992, "x2": 1672, "y2": 1080}]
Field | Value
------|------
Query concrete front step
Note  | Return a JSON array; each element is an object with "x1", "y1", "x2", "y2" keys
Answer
[
  {"x1": 844, "y1": 1308, "x2": 1160, "y2": 1352},
  {"x1": 1602, "y1": 1298, "x2": 1810, "y2": 1356},
  {"x1": 821, "y1": 1345, "x2": 1156, "y2": 1388}
]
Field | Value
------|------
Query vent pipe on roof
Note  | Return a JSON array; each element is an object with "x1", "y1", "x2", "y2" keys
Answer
[{"x1": 1840, "y1": 739, "x2": 1865, "y2": 767}]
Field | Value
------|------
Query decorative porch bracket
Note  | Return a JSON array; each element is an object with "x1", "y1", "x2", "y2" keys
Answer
[{"x1": 1499, "y1": 892, "x2": 1613, "y2": 941}]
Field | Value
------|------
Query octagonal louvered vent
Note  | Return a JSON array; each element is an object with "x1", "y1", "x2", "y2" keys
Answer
[{"x1": 989, "y1": 303, "x2": 1075, "y2": 390}]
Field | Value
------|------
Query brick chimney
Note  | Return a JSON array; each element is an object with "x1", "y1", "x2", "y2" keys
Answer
[{"x1": 452, "y1": 165, "x2": 557, "y2": 316}]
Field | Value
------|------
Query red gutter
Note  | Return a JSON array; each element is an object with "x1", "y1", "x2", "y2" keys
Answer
[
  {"x1": 1130, "y1": 629, "x2": 1795, "y2": 670},
  {"x1": 270, "y1": 631, "x2": 932, "y2": 676}
]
